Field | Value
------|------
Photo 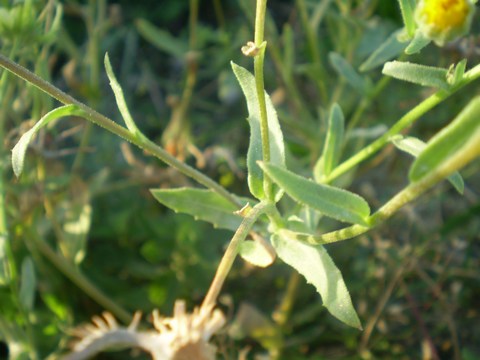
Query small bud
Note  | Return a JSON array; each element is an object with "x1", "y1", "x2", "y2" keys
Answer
[
  {"x1": 241, "y1": 41, "x2": 259, "y2": 57},
  {"x1": 415, "y1": 0, "x2": 476, "y2": 46}
]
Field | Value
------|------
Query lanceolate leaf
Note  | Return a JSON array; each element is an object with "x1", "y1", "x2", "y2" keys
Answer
[
  {"x1": 382, "y1": 61, "x2": 449, "y2": 89},
  {"x1": 405, "y1": 30, "x2": 431, "y2": 55},
  {"x1": 410, "y1": 97, "x2": 480, "y2": 182},
  {"x1": 392, "y1": 136, "x2": 464, "y2": 194},
  {"x1": 359, "y1": 30, "x2": 407, "y2": 72},
  {"x1": 150, "y1": 188, "x2": 252, "y2": 231},
  {"x1": 397, "y1": 0, "x2": 416, "y2": 38},
  {"x1": 104, "y1": 53, "x2": 145, "y2": 139},
  {"x1": 19, "y1": 257, "x2": 36, "y2": 311},
  {"x1": 260, "y1": 163, "x2": 370, "y2": 225},
  {"x1": 135, "y1": 19, "x2": 188, "y2": 60},
  {"x1": 272, "y1": 232, "x2": 361, "y2": 329},
  {"x1": 12, "y1": 105, "x2": 87, "y2": 177},
  {"x1": 231, "y1": 62, "x2": 286, "y2": 201},
  {"x1": 314, "y1": 103, "x2": 345, "y2": 181},
  {"x1": 329, "y1": 52, "x2": 371, "y2": 94}
]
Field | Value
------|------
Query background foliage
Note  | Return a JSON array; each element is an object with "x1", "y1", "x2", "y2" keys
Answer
[{"x1": 1, "y1": 0, "x2": 479, "y2": 359}]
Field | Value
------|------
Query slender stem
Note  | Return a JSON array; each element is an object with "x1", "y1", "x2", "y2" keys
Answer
[
  {"x1": 162, "y1": 0, "x2": 199, "y2": 158},
  {"x1": 201, "y1": 201, "x2": 271, "y2": 310},
  {"x1": 292, "y1": 129, "x2": 480, "y2": 244},
  {"x1": 28, "y1": 230, "x2": 132, "y2": 324},
  {"x1": 253, "y1": 0, "x2": 273, "y2": 200},
  {"x1": 359, "y1": 264, "x2": 407, "y2": 354},
  {"x1": 326, "y1": 63, "x2": 480, "y2": 183},
  {"x1": 0, "y1": 53, "x2": 241, "y2": 208},
  {"x1": 347, "y1": 74, "x2": 391, "y2": 132}
]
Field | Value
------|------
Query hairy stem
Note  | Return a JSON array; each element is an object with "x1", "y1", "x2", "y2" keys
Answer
[
  {"x1": 28, "y1": 230, "x2": 132, "y2": 324},
  {"x1": 291, "y1": 128, "x2": 480, "y2": 244},
  {"x1": 201, "y1": 201, "x2": 271, "y2": 310},
  {"x1": 326, "y1": 63, "x2": 480, "y2": 183},
  {"x1": 0, "y1": 53, "x2": 241, "y2": 208},
  {"x1": 253, "y1": 0, "x2": 273, "y2": 200}
]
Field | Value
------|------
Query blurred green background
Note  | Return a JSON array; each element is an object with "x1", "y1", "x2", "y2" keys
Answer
[{"x1": 0, "y1": 0, "x2": 479, "y2": 359}]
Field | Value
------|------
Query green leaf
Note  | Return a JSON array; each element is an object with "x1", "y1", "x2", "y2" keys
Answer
[
  {"x1": 359, "y1": 30, "x2": 407, "y2": 72},
  {"x1": 410, "y1": 97, "x2": 480, "y2": 182},
  {"x1": 382, "y1": 61, "x2": 449, "y2": 89},
  {"x1": 392, "y1": 136, "x2": 464, "y2": 194},
  {"x1": 12, "y1": 105, "x2": 87, "y2": 177},
  {"x1": 0, "y1": 235, "x2": 10, "y2": 285},
  {"x1": 260, "y1": 163, "x2": 370, "y2": 225},
  {"x1": 447, "y1": 59, "x2": 467, "y2": 87},
  {"x1": 272, "y1": 232, "x2": 361, "y2": 329},
  {"x1": 239, "y1": 240, "x2": 275, "y2": 268},
  {"x1": 314, "y1": 103, "x2": 345, "y2": 181},
  {"x1": 135, "y1": 19, "x2": 188, "y2": 59},
  {"x1": 329, "y1": 52, "x2": 371, "y2": 94},
  {"x1": 150, "y1": 188, "x2": 252, "y2": 231},
  {"x1": 231, "y1": 62, "x2": 286, "y2": 201},
  {"x1": 104, "y1": 53, "x2": 145, "y2": 139},
  {"x1": 398, "y1": 0, "x2": 416, "y2": 38},
  {"x1": 405, "y1": 30, "x2": 431, "y2": 55},
  {"x1": 19, "y1": 257, "x2": 36, "y2": 311}
]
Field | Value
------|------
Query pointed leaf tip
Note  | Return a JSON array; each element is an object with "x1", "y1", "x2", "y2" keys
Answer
[
  {"x1": 12, "y1": 105, "x2": 86, "y2": 178},
  {"x1": 260, "y1": 163, "x2": 370, "y2": 225},
  {"x1": 273, "y1": 232, "x2": 362, "y2": 329}
]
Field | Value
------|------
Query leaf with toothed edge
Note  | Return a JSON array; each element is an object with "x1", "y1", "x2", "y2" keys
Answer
[
  {"x1": 272, "y1": 231, "x2": 362, "y2": 329},
  {"x1": 150, "y1": 188, "x2": 255, "y2": 231},
  {"x1": 231, "y1": 62, "x2": 286, "y2": 202},
  {"x1": 259, "y1": 162, "x2": 371, "y2": 226}
]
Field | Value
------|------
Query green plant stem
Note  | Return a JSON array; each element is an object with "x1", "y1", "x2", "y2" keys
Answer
[
  {"x1": 292, "y1": 129, "x2": 480, "y2": 244},
  {"x1": 28, "y1": 230, "x2": 132, "y2": 324},
  {"x1": 0, "y1": 53, "x2": 241, "y2": 208},
  {"x1": 359, "y1": 263, "x2": 408, "y2": 354},
  {"x1": 253, "y1": 0, "x2": 273, "y2": 200},
  {"x1": 347, "y1": 74, "x2": 391, "y2": 132},
  {"x1": 201, "y1": 201, "x2": 271, "y2": 310},
  {"x1": 325, "y1": 63, "x2": 480, "y2": 183}
]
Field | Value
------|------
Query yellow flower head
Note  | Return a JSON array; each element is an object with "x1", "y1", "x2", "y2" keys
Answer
[{"x1": 415, "y1": 0, "x2": 476, "y2": 45}]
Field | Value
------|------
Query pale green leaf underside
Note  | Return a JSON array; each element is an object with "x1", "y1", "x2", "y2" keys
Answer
[
  {"x1": 329, "y1": 52, "x2": 371, "y2": 94},
  {"x1": 12, "y1": 105, "x2": 87, "y2": 177},
  {"x1": 19, "y1": 257, "x2": 36, "y2": 311},
  {"x1": 272, "y1": 232, "x2": 361, "y2": 329},
  {"x1": 392, "y1": 136, "x2": 464, "y2": 194},
  {"x1": 405, "y1": 30, "x2": 431, "y2": 55},
  {"x1": 382, "y1": 61, "x2": 449, "y2": 89},
  {"x1": 360, "y1": 30, "x2": 407, "y2": 72},
  {"x1": 410, "y1": 97, "x2": 480, "y2": 182},
  {"x1": 239, "y1": 240, "x2": 275, "y2": 268},
  {"x1": 150, "y1": 188, "x2": 252, "y2": 231},
  {"x1": 260, "y1": 163, "x2": 370, "y2": 226},
  {"x1": 231, "y1": 62, "x2": 286, "y2": 201}
]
